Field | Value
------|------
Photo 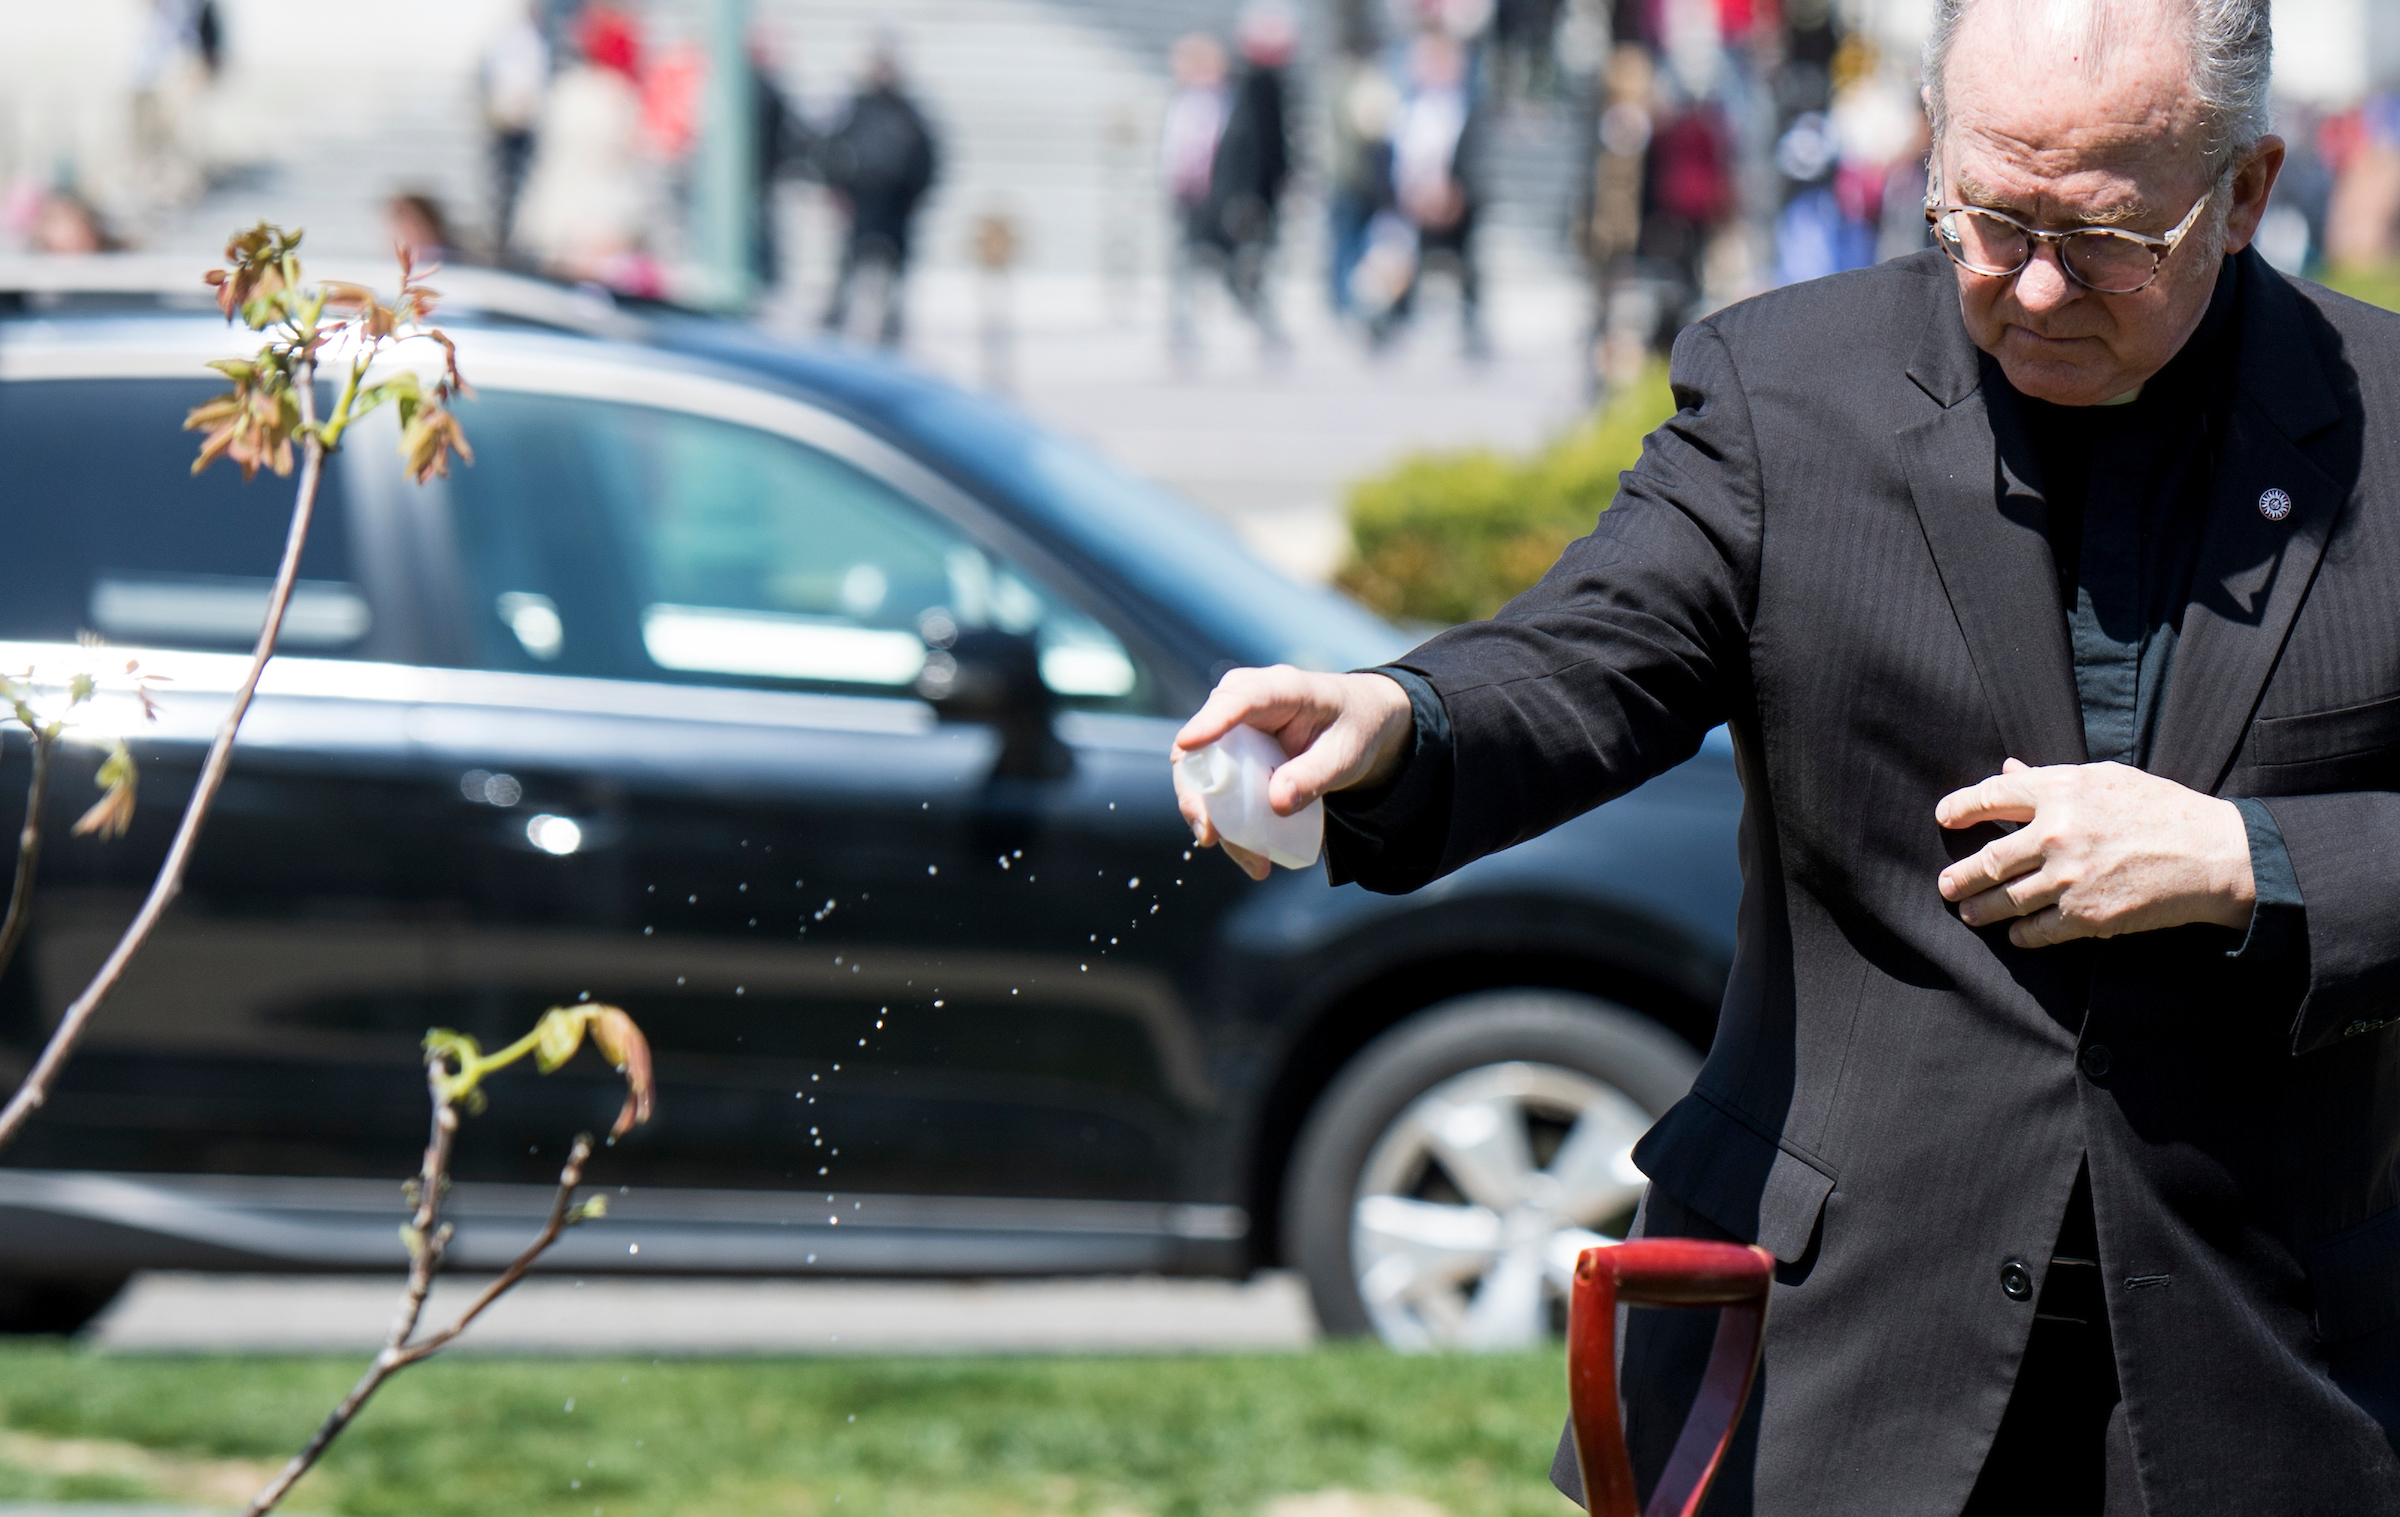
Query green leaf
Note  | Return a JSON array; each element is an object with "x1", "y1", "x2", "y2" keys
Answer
[{"x1": 533, "y1": 1008, "x2": 586, "y2": 1073}]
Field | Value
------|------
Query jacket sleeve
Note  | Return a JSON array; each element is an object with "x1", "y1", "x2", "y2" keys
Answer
[
  {"x1": 2255, "y1": 792, "x2": 2400, "y2": 1053},
  {"x1": 1323, "y1": 318, "x2": 1763, "y2": 893}
]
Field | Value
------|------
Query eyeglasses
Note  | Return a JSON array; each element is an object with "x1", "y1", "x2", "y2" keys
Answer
[{"x1": 1924, "y1": 180, "x2": 2216, "y2": 295}]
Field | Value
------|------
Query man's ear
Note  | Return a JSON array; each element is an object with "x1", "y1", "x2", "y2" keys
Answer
[{"x1": 2220, "y1": 136, "x2": 2287, "y2": 255}]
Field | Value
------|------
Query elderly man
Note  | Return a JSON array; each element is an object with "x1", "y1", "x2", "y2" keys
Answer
[{"x1": 1176, "y1": 0, "x2": 2400, "y2": 1511}]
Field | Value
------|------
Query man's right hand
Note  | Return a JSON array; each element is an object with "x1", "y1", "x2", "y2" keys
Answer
[{"x1": 1171, "y1": 667, "x2": 1416, "y2": 881}]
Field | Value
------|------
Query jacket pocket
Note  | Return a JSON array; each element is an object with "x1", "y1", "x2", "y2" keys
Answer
[
  {"x1": 2249, "y1": 694, "x2": 2400, "y2": 790},
  {"x1": 2307, "y1": 1204, "x2": 2400, "y2": 1343},
  {"x1": 1628, "y1": 1088, "x2": 1835, "y2": 1264}
]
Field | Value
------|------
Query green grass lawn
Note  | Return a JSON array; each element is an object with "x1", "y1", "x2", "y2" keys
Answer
[{"x1": 0, "y1": 1342, "x2": 1576, "y2": 1517}]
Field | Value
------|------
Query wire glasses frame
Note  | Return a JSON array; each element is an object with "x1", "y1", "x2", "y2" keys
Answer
[{"x1": 1924, "y1": 179, "x2": 2218, "y2": 294}]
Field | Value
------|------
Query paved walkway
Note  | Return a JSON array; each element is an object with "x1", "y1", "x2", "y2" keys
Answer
[{"x1": 89, "y1": 1269, "x2": 1319, "y2": 1355}]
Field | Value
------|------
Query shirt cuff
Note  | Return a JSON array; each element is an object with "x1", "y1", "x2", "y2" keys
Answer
[
  {"x1": 1321, "y1": 667, "x2": 1454, "y2": 886},
  {"x1": 2228, "y1": 797, "x2": 2306, "y2": 964}
]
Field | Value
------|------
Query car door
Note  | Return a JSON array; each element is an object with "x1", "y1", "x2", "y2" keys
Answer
[
  {"x1": 0, "y1": 367, "x2": 451, "y2": 1182},
  {"x1": 398, "y1": 350, "x2": 1236, "y2": 1254}
]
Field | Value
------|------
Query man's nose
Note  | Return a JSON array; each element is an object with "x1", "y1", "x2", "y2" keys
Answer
[{"x1": 2011, "y1": 240, "x2": 2078, "y2": 313}]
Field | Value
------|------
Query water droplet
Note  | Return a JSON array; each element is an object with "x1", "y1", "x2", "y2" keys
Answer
[
  {"x1": 1150, "y1": 905, "x2": 1159, "y2": 914},
  {"x1": 1081, "y1": 964, "x2": 1087, "y2": 971},
  {"x1": 565, "y1": 1399, "x2": 576, "y2": 1412},
  {"x1": 628, "y1": 1243, "x2": 639, "y2": 1254},
  {"x1": 643, "y1": 926, "x2": 653, "y2": 935},
  {"x1": 847, "y1": 1414, "x2": 856, "y2": 1423},
  {"x1": 1108, "y1": 802, "x2": 1116, "y2": 810},
  {"x1": 932, "y1": 1000, "x2": 943, "y2": 1008},
  {"x1": 921, "y1": 801, "x2": 929, "y2": 809},
  {"x1": 857, "y1": 1037, "x2": 866, "y2": 1045},
  {"x1": 688, "y1": 894, "x2": 698, "y2": 904},
  {"x1": 676, "y1": 976, "x2": 687, "y2": 986},
  {"x1": 927, "y1": 865, "x2": 939, "y2": 875},
  {"x1": 1183, "y1": 850, "x2": 1193, "y2": 861},
  {"x1": 874, "y1": 1020, "x2": 884, "y2": 1028},
  {"x1": 807, "y1": 1253, "x2": 817, "y2": 1264},
  {"x1": 1012, "y1": 849, "x2": 1022, "y2": 859},
  {"x1": 1128, "y1": 877, "x2": 1140, "y2": 888},
  {"x1": 646, "y1": 884, "x2": 655, "y2": 893}
]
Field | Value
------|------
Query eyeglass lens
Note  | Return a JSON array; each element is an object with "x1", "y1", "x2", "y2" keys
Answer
[{"x1": 1943, "y1": 210, "x2": 2159, "y2": 293}]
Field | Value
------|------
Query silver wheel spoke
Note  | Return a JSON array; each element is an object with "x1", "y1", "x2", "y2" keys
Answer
[
  {"x1": 1461, "y1": 1245, "x2": 1549, "y2": 1349},
  {"x1": 1353, "y1": 1194, "x2": 1502, "y2": 1308},
  {"x1": 1421, "y1": 1091, "x2": 1538, "y2": 1212},
  {"x1": 1544, "y1": 1099, "x2": 1652, "y2": 1225},
  {"x1": 1544, "y1": 1225, "x2": 1613, "y2": 1293}
]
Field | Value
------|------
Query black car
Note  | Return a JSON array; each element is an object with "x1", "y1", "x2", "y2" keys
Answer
[{"x1": 0, "y1": 259, "x2": 1741, "y2": 1348}]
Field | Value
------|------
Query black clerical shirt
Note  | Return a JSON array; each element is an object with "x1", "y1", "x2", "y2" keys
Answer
[{"x1": 1331, "y1": 255, "x2": 2303, "y2": 964}]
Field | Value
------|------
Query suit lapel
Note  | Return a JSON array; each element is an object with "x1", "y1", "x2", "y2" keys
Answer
[
  {"x1": 2147, "y1": 256, "x2": 2349, "y2": 793},
  {"x1": 1899, "y1": 322, "x2": 2089, "y2": 767}
]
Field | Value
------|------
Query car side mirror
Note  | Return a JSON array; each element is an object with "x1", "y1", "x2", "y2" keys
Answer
[{"x1": 916, "y1": 628, "x2": 1072, "y2": 780}]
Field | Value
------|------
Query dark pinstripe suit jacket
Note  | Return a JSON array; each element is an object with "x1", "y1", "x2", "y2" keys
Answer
[{"x1": 1350, "y1": 248, "x2": 2400, "y2": 1515}]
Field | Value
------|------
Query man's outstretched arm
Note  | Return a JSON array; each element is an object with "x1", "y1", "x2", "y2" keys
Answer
[{"x1": 1174, "y1": 318, "x2": 1766, "y2": 888}]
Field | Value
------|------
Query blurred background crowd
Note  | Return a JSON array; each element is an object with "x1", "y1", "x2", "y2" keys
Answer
[{"x1": 11, "y1": 1, "x2": 2400, "y2": 370}]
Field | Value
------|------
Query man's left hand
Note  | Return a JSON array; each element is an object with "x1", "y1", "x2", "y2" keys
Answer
[{"x1": 1935, "y1": 759, "x2": 2256, "y2": 948}]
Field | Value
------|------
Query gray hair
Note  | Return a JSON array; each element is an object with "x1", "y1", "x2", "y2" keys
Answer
[{"x1": 1923, "y1": 0, "x2": 2273, "y2": 169}]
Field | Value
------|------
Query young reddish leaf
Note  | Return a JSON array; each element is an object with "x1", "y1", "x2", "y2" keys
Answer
[{"x1": 588, "y1": 1006, "x2": 654, "y2": 1136}]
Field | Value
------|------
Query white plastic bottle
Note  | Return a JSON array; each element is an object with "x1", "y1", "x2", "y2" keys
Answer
[{"x1": 1178, "y1": 724, "x2": 1323, "y2": 870}]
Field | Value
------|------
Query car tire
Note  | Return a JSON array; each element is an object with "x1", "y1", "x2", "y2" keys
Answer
[
  {"x1": 0, "y1": 1271, "x2": 129, "y2": 1336},
  {"x1": 1284, "y1": 989, "x2": 1701, "y2": 1350}
]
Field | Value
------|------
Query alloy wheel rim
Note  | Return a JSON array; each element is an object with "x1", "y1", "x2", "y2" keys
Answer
[{"x1": 1350, "y1": 1060, "x2": 1653, "y2": 1350}]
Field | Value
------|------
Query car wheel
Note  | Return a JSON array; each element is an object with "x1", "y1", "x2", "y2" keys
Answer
[
  {"x1": 0, "y1": 1271, "x2": 129, "y2": 1336},
  {"x1": 1284, "y1": 990, "x2": 1701, "y2": 1350}
]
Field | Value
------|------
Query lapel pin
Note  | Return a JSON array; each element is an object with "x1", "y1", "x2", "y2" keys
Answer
[{"x1": 2259, "y1": 487, "x2": 2293, "y2": 521}]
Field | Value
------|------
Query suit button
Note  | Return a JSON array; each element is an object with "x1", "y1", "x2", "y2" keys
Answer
[
  {"x1": 2080, "y1": 1044, "x2": 2113, "y2": 1079},
  {"x1": 2000, "y1": 1259, "x2": 2034, "y2": 1301}
]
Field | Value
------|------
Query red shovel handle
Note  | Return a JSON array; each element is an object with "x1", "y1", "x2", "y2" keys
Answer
[{"x1": 1567, "y1": 1239, "x2": 1775, "y2": 1517}]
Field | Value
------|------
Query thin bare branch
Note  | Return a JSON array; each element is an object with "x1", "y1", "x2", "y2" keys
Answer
[
  {"x1": 0, "y1": 368, "x2": 327, "y2": 1154},
  {"x1": 0, "y1": 730, "x2": 51, "y2": 985},
  {"x1": 239, "y1": 1124, "x2": 598, "y2": 1517},
  {"x1": 392, "y1": 1132, "x2": 593, "y2": 1366}
]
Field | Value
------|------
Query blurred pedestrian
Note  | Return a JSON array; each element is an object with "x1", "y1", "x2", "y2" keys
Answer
[
  {"x1": 1492, "y1": 0, "x2": 1561, "y2": 99},
  {"x1": 1163, "y1": 32, "x2": 1232, "y2": 359},
  {"x1": 387, "y1": 193, "x2": 459, "y2": 267},
  {"x1": 30, "y1": 191, "x2": 118, "y2": 255},
  {"x1": 818, "y1": 34, "x2": 939, "y2": 346},
  {"x1": 750, "y1": 39, "x2": 809, "y2": 294},
  {"x1": 1578, "y1": 42, "x2": 1656, "y2": 389},
  {"x1": 1207, "y1": 4, "x2": 1298, "y2": 351},
  {"x1": 2325, "y1": 93, "x2": 2400, "y2": 270},
  {"x1": 1375, "y1": 31, "x2": 1487, "y2": 358},
  {"x1": 1327, "y1": 51, "x2": 1400, "y2": 317},
  {"x1": 513, "y1": 5, "x2": 665, "y2": 296},
  {"x1": 481, "y1": 1, "x2": 550, "y2": 262}
]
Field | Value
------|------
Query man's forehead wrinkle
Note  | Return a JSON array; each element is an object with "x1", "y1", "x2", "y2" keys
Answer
[{"x1": 1946, "y1": 122, "x2": 2188, "y2": 229}]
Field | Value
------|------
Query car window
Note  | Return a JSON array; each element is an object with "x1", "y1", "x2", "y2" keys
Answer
[
  {"x1": 0, "y1": 378, "x2": 366, "y2": 654},
  {"x1": 439, "y1": 390, "x2": 1156, "y2": 711}
]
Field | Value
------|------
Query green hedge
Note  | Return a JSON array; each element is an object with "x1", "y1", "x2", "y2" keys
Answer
[{"x1": 1337, "y1": 363, "x2": 1677, "y2": 626}]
